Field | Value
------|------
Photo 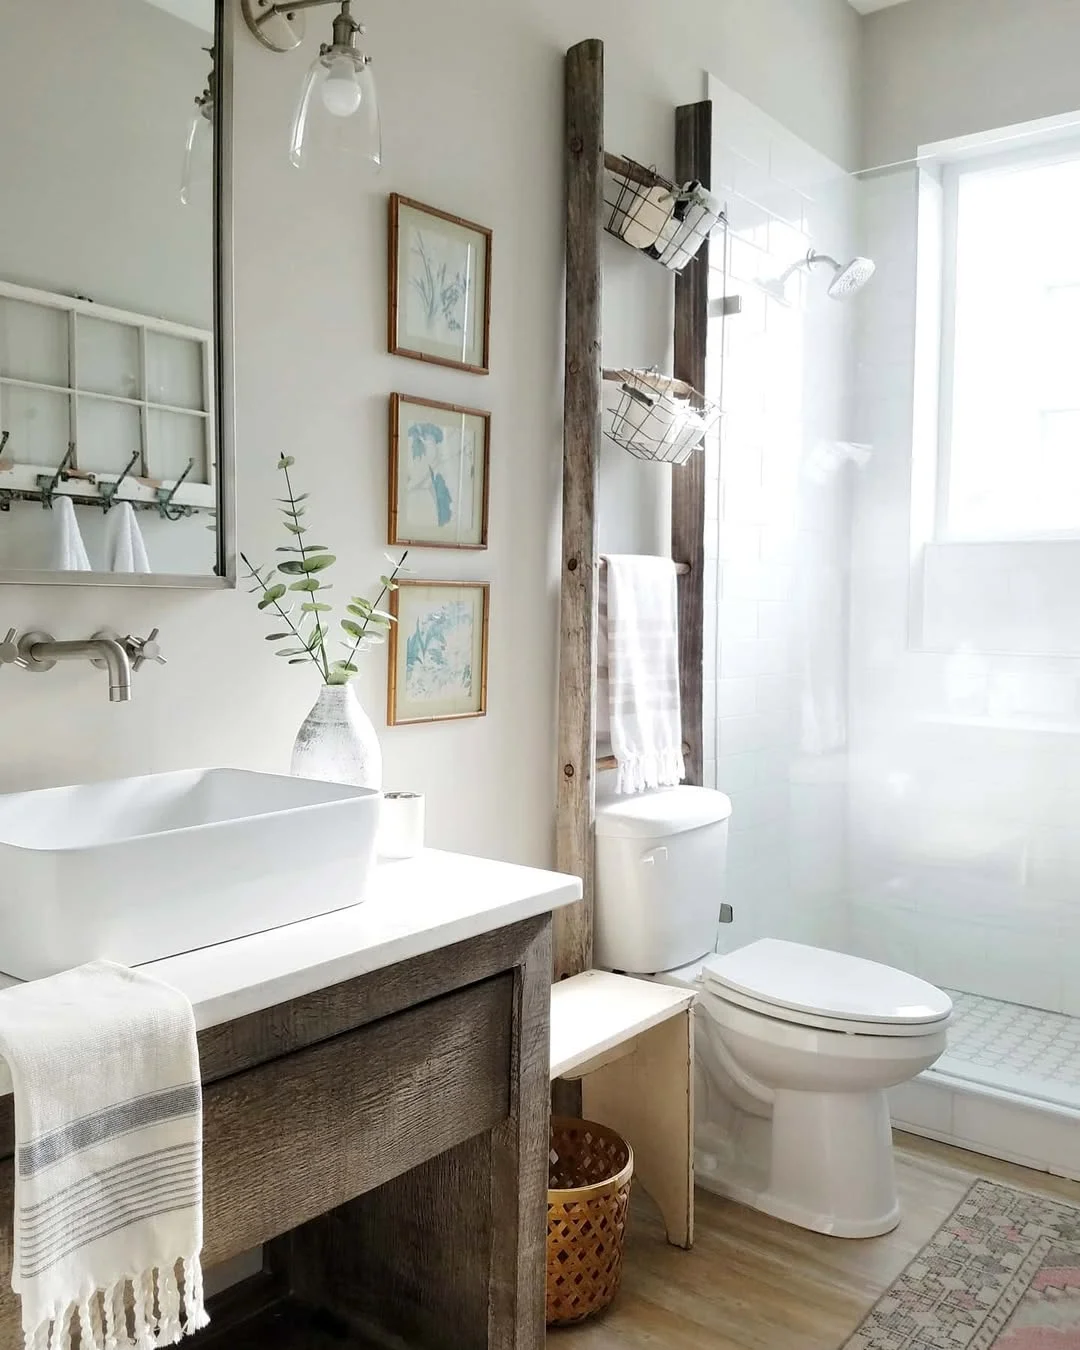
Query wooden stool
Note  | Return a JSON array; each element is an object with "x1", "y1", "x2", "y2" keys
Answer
[{"x1": 549, "y1": 969, "x2": 695, "y2": 1249}]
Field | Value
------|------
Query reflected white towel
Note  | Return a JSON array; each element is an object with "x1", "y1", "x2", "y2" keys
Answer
[
  {"x1": 0, "y1": 962, "x2": 208, "y2": 1349},
  {"x1": 105, "y1": 502, "x2": 151, "y2": 574},
  {"x1": 50, "y1": 498, "x2": 91, "y2": 572},
  {"x1": 599, "y1": 555, "x2": 685, "y2": 795}
]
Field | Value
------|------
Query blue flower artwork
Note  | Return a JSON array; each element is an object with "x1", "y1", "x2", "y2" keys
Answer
[
  {"x1": 391, "y1": 583, "x2": 488, "y2": 724},
  {"x1": 394, "y1": 398, "x2": 487, "y2": 548},
  {"x1": 408, "y1": 420, "x2": 464, "y2": 530},
  {"x1": 405, "y1": 601, "x2": 474, "y2": 701}
]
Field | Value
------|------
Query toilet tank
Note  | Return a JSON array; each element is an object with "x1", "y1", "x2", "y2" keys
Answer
[{"x1": 594, "y1": 786, "x2": 733, "y2": 974}]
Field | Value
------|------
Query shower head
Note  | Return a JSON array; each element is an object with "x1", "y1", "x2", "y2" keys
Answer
[
  {"x1": 808, "y1": 250, "x2": 876, "y2": 300},
  {"x1": 756, "y1": 249, "x2": 876, "y2": 306}
]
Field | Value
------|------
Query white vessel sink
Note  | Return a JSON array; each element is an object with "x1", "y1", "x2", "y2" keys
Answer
[{"x1": 0, "y1": 768, "x2": 380, "y2": 979}]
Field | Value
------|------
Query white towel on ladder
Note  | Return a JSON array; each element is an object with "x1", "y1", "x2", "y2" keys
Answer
[
  {"x1": 105, "y1": 502, "x2": 151, "y2": 574},
  {"x1": 600, "y1": 554, "x2": 685, "y2": 794},
  {"x1": 0, "y1": 962, "x2": 209, "y2": 1350},
  {"x1": 49, "y1": 499, "x2": 91, "y2": 572}
]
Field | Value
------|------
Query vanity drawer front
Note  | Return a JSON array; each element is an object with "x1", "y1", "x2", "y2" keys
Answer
[{"x1": 202, "y1": 972, "x2": 513, "y2": 1265}]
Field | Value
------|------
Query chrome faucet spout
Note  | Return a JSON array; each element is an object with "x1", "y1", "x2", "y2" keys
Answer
[
  {"x1": 4, "y1": 627, "x2": 163, "y2": 701},
  {"x1": 24, "y1": 637, "x2": 132, "y2": 703}
]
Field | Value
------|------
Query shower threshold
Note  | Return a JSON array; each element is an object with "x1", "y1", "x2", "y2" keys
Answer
[{"x1": 888, "y1": 990, "x2": 1080, "y2": 1182}]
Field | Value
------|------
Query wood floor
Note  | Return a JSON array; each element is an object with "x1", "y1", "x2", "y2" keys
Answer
[{"x1": 554, "y1": 1132, "x2": 1080, "y2": 1350}]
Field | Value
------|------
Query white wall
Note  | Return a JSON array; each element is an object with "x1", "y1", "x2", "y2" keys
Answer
[
  {"x1": 860, "y1": 0, "x2": 1080, "y2": 169},
  {"x1": 849, "y1": 0, "x2": 1080, "y2": 1013},
  {"x1": 0, "y1": 0, "x2": 859, "y2": 872},
  {"x1": 0, "y1": 0, "x2": 212, "y2": 327}
]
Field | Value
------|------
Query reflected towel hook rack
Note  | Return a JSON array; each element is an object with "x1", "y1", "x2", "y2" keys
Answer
[
  {"x1": 156, "y1": 458, "x2": 196, "y2": 521},
  {"x1": 98, "y1": 450, "x2": 142, "y2": 512},
  {"x1": 36, "y1": 444, "x2": 80, "y2": 509}
]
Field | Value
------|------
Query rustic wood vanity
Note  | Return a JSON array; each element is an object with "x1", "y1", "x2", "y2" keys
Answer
[{"x1": 0, "y1": 852, "x2": 579, "y2": 1350}]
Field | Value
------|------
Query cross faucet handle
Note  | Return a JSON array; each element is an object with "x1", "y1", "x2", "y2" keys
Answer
[
  {"x1": 126, "y1": 628, "x2": 166, "y2": 672},
  {"x1": 0, "y1": 629, "x2": 27, "y2": 670}
]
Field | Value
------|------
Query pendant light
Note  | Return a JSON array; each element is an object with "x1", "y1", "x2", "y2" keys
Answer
[
  {"x1": 180, "y1": 52, "x2": 215, "y2": 206},
  {"x1": 242, "y1": 0, "x2": 381, "y2": 170}
]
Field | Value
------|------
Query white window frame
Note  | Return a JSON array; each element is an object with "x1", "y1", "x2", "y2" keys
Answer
[
  {"x1": 934, "y1": 133, "x2": 1080, "y2": 543},
  {"x1": 0, "y1": 279, "x2": 215, "y2": 513}
]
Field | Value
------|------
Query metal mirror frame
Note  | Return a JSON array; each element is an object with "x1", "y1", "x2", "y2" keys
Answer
[{"x1": 1, "y1": 0, "x2": 237, "y2": 590}]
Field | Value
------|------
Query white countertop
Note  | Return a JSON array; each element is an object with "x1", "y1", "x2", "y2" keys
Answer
[{"x1": 0, "y1": 850, "x2": 581, "y2": 1094}]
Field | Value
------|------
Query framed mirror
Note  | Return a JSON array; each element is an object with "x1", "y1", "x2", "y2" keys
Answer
[{"x1": 0, "y1": 0, "x2": 234, "y2": 586}]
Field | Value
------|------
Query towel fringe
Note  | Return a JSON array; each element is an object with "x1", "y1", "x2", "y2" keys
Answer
[
  {"x1": 23, "y1": 1259, "x2": 209, "y2": 1350},
  {"x1": 181, "y1": 1255, "x2": 209, "y2": 1334},
  {"x1": 105, "y1": 1277, "x2": 128, "y2": 1348},
  {"x1": 156, "y1": 1265, "x2": 182, "y2": 1345},
  {"x1": 614, "y1": 747, "x2": 685, "y2": 796}
]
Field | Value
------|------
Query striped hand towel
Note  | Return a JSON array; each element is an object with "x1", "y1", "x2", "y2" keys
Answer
[
  {"x1": 599, "y1": 555, "x2": 686, "y2": 794},
  {"x1": 0, "y1": 962, "x2": 208, "y2": 1349}
]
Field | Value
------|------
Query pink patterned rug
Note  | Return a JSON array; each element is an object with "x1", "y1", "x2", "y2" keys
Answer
[{"x1": 844, "y1": 1179, "x2": 1080, "y2": 1349}]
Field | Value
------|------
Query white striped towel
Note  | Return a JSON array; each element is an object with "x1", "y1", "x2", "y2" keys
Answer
[
  {"x1": 599, "y1": 554, "x2": 686, "y2": 794},
  {"x1": 0, "y1": 962, "x2": 208, "y2": 1350}
]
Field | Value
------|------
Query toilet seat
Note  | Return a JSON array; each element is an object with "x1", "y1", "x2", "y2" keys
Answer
[{"x1": 702, "y1": 939, "x2": 953, "y2": 1038}]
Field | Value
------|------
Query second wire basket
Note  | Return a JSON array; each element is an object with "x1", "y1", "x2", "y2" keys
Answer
[{"x1": 603, "y1": 368, "x2": 721, "y2": 466}]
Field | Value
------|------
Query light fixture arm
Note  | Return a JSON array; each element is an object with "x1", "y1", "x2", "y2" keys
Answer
[
  {"x1": 243, "y1": 0, "x2": 364, "y2": 53},
  {"x1": 254, "y1": 0, "x2": 347, "y2": 22}
]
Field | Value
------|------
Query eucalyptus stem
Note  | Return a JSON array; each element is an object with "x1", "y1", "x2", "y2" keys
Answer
[
  {"x1": 281, "y1": 459, "x2": 330, "y2": 682},
  {"x1": 240, "y1": 551, "x2": 325, "y2": 677},
  {"x1": 342, "y1": 550, "x2": 410, "y2": 669},
  {"x1": 248, "y1": 455, "x2": 408, "y2": 689}
]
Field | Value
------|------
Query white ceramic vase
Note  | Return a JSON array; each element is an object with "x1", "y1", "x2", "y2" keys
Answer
[{"x1": 290, "y1": 683, "x2": 383, "y2": 790}]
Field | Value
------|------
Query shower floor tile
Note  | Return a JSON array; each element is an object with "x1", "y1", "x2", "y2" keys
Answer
[{"x1": 939, "y1": 989, "x2": 1080, "y2": 1111}]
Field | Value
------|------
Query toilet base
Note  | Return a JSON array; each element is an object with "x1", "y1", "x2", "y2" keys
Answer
[{"x1": 695, "y1": 1087, "x2": 902, "y2": 1239}]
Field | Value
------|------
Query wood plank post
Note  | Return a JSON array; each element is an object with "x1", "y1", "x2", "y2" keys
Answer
[
  {"x1": 672, "y1": 101, "x2": 713, "y2": 788},
  {"x1": 555, "y1": 38, "x2": 604, "y2": 983}
]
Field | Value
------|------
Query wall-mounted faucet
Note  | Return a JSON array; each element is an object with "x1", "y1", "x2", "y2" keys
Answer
[{"x1": 0, "y1": 628, "x2": 165, "y2": 702}]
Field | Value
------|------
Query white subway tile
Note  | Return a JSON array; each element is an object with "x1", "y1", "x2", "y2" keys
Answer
[
  {"x1": 714, "y1": 752, "x2": 760, "y2": 798},
  {"x1": 755, "y1": 674, "x2": 796, "y2": 712},
  {"x1": 716, "y1": 599, "x2": 759, "y2": 640},
  {"x1": 718, "y1": 714, "x2": 767, "y2": 757},
  {"x1": 716, "y1": 677, "x2": 757, "y2": 717},
  {"x1": 757, "y1": 601, "x2": 793, "y2": 643}
]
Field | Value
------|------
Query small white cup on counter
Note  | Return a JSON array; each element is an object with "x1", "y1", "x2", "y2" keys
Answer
[{"x1": 378, "y1": 791, "x2": 425, "y2": 859}]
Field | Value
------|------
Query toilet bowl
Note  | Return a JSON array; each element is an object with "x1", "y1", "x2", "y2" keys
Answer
[
  {"x1": 679, "y1": 941, "x2": 949, "y2": 1236},
  {"x1": 594, "y1": 787, "x2": 952, "y2": 1239}
]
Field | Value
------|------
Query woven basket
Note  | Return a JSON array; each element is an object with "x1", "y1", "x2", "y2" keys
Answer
[{"x1": 546, "y1": 1117, "x2": 634, "y2": 1326}]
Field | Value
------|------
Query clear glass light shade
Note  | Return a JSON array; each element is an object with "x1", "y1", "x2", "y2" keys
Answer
[
  {"x1": 180, "y1": 105, "x2": 213, "y2": 207},
  {"x1": 289, "y1": 49, "x2": 381, "y2": 169}
]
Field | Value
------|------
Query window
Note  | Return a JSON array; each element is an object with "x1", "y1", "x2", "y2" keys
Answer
[{"x1": 938, "y1": 140, "x2": 1080, "y2": 538}]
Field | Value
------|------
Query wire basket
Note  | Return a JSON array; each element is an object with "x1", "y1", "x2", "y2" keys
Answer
[
  {"x1": 546, "y1": 1117, "x2": 634, "y2": 1326},
  {"x1": 604, "y1": 154, "x2": 724, "y2": 274},
  {"x1": 604, "y1": 369, "x2": 720, "y2": 466}
]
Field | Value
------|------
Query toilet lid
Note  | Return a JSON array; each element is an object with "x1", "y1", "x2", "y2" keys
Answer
[{"x1": 702, "y1": 939, "x2": 953, "y2": 1027}]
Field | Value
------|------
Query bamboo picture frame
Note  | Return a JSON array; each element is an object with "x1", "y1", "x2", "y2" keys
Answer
[
  {"x1": 388, "y1": 195, "x2": 492, "y2": 375},
  {"x1": 388, "y1": 579, "x2": 490, "y2": 725},
  {"x1": 388, "y1": 394, "x2": 491, "y2": 550}
]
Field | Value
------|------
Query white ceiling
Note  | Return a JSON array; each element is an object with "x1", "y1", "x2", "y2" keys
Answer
[
  {"x1": 848, "y1": 0, "x2": 913, "y2": 12},
  {"x1": 141, "y1": 0, "x2": 214, "y2": 32}
]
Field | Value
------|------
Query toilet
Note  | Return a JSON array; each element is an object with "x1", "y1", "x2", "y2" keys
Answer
[{"x1": 594, "y1": 785, "x2": 952, "y2": 1239}]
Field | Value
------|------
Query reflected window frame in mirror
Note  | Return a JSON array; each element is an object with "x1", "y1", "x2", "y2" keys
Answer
[{"x1": 0, "y1": 0, "x2": 235, "y2": 589}]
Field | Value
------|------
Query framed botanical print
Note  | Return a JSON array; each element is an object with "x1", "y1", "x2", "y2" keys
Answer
[
  {"x1": 388, "y1": 394, "x2": 490, "y2": 550},
  {"x1": 388, "y1": 195, "x2": 492, "y2": 374},
  {"x1": 388, "y1": 580, "x2": 489, "y2": 725}
]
